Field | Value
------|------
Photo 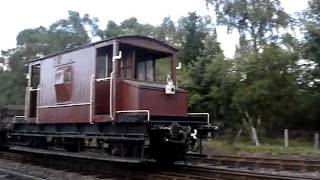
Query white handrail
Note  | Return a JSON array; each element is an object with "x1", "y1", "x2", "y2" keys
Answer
[
  {"x1": 109, "y1": 74, "x2": 114, "y2": 120},
  {"x1": 25, "y1": 87, "x2": 29, "y2": 118},
  {"x1": 116, "y1": 110, "x2": 150, "y2": 122},
  {"x1": 14, "y1": 116, "x2": 26, "y2": 118},
  {"x1": 96, "y1": 77, "x2": 112, "y2": 82},
  {"x1": 36, "y1": 88, "x2": 40, "y2": 124},
  {"x1": 89, "y1": 74, "x2": 95, "y2": 124},
  {"x1": 188, "y1": 113, "x2": 210, "y2": 124},
  {"x1": 29, "y1": 88, "x2": 40, "y2": 92},
  {"x1": 38, "y1": 103, "x2": 90, "y2": 109},
  {"x1": 113, "y1": 51, "x2": 122, "y2": 62}
]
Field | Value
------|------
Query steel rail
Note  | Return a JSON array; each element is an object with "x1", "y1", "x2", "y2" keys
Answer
[
  {"x1": 0, "y1": 167, "x2": 44, "y2": 180},
  {"x1": 188, "y1": 153, "x2": 320, "y2": 171},
  {"x1": 172, "y1": 164, "x2": 315, "y2": 180}
]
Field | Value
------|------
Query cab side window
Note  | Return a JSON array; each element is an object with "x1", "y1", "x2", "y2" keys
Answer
[
  {"x1": 136, "y1": 59, "x2": 154, "y2": 81},
  {"x1": 54, "y1": 66, "x2": 72, "y2": 102},
  {"x1": 31, "y1": 64, "x2": 41, "y2": 88},
  {"x1": 55, "y1": 66, "x2": 72, "y2": 85},
  {"x1": 120, "y1": 53, "x2": 132, "y2": 79}
]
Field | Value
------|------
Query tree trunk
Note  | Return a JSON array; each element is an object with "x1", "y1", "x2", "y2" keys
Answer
[
  {"x1": 237, "y1": 105, "x2": 260, "y2": 147},
  {"x1": 233, "y1": 128, "x2": 243, "y2": 144},
  {"x1": 250, "y1": 126, "x2": 260, "y2": 146}
]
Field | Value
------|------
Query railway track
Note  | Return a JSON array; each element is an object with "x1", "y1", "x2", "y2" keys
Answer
[
  {"x1": 188, "y1": 153, "x2": 320, "y2": 171},
  {"x1": 169, "y1": 165, "x2": 316, "y2": 180},
  {"x1": 0, "y1": 167, "x2": 44, "y2": 180},
  {"x1": 0, "y1": 146, "x2": 317, "y2": 180}
]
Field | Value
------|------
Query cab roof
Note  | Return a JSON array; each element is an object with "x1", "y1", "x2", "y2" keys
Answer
[{"x1": 27, "y1": 35, "x2": 178, "y2": 63}]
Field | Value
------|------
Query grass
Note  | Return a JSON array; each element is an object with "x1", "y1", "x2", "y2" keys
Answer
[{"x1": 205, "y1": 136, "x2": 320, "y2": 157}]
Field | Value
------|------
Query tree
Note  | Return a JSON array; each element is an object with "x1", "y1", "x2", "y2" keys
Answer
[
  {"x1": 206, "y1": 0, "x2": 289, "y2": 53},
  {"x1": 0, "y1": 10, "x2": 99, "y2": 106},
  {"x1": 157, "y1": 17, "x2": 177, "y2": 44},
  {"x1": 181, "y1": 31, "x2": 224, "y2": 118},
  {"x1": 232, "y1": 45, "x2": 299, "y2": 145},
  {"x1": 99, "y1": 17, "x2": 158, "y2": 39},
  {"x1": 302, "y1": 0, "x2": 320, "y2": 67},
  {"x1": 99, "y1": 20, "x2": 122, "y2": 38},
  {"x1": 0, "y1": 49, "x2": 26, "y2": 105},
  {"x1": 177, "y1": 12, "x2": 211, "y2": 65}
]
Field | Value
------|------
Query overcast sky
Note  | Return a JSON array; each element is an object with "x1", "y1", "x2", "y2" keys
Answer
[{"x1": 0, "y1": 0, "x2": 309, "y2": 58}]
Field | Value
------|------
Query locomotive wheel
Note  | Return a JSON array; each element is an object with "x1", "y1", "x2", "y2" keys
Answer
[
  {"x1": 150, "y1": 141, "x2": 187, "y2": 164},
  {"x1": 110, "y1": 142, "x2": 143, "y2": 158}
]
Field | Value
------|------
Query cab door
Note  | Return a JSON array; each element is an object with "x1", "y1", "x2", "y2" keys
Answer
[{"x1": 95, "y1": 48, "x2": 112, "y2": 115}]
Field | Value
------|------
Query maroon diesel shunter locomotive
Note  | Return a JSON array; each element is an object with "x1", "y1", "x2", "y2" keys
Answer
[{"x1": 7, "y1": 35, "x2": 216, "y2": 163}]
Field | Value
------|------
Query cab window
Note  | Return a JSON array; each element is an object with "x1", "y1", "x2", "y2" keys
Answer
[
  {"x1": 136, "y1": 59, "x2": 154, "y2": 81},
  {"x1": 30, "y1": 64, "x2": 40, "y2": 88}
]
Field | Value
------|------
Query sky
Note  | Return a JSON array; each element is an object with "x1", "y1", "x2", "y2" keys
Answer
[{"x1": 0, "y1": 0, "x2": 309, "y2": 58}]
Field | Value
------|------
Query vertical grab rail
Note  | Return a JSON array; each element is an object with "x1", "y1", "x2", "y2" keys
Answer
[
  {"x1": 24, "y1": 87, "x2": 30, "y2": 118},
  {"x1": 109, "y1": 75, "x2": 114, "y2": 120},
  {"x1": 89, "y1": 74, "x2": 95, "y2": 124},
  {"x1": 36, "y1": 88, "x2": 40, "y2": 124}
]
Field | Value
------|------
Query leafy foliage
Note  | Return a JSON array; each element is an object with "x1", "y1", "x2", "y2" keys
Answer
[
  {"x1": 0, "y1": 10, "x2": 100, "y2": 105},
  {"x1": 206, "y1": 0, "x2": 289, "y2": 52},
  {"x1": 177, "y1": 12, "x2": 211, "y2": 65}
]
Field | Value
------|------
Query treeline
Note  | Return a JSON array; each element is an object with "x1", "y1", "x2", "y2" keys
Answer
[{"x1": 1, "y1": 0, "x2": 320, "y2": 145}]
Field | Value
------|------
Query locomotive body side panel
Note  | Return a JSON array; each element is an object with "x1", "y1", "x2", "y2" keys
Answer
[
  {"x1": 138, "y1": 87, "x2": 188, "y2": 117},
  {"x1": 118, "y1": 81, "x2": 140, "y2": 111},
  {"x1": 36, "y1": 47, "x2": 96, "y2": 124},
  {"x1": 119, "y1": 80, "x2": 188, "y2": 117}
]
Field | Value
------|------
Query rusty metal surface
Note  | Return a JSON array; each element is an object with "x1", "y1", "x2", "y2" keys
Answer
[{"x1": 120, "y1": 80, "x2": 188, "y2": 117}]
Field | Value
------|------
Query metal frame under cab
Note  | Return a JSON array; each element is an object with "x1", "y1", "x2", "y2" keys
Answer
[
  {"x1": 188, "y1": 113, "x2": 210, "y2": 124},
  {"x1": 117, "y1": 110, "x2": 150, "y2": 122}
]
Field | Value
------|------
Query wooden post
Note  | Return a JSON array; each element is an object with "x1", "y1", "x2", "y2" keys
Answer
[
  {"x1": 284, "y1": 129, "x2": 289, "y2": 147},
  {"x1": 315, "y1": 133, "x2": 319, "y2": 149}
]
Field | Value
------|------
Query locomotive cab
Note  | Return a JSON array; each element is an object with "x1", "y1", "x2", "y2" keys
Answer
[{"x1": 94, "y1": 41, "x2": 187, "y2": 119}]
